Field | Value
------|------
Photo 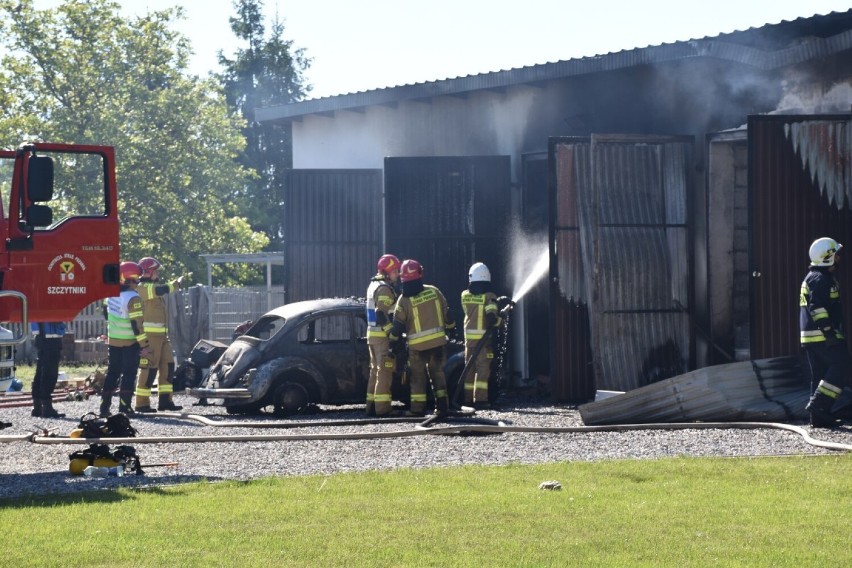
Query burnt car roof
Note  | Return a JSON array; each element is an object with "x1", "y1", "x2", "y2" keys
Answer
[{"x1": 264, "y1": 297, "x2": 365, "y2": 321}]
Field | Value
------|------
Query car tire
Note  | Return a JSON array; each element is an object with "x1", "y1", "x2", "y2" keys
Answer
[{"x1": 272, "y1": 381, "x2": 310, "y2": 417}]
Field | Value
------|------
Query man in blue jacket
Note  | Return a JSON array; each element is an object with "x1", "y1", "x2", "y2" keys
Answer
[{"x1": 30, "y1": 321, "x2": 66, "y2": 418}]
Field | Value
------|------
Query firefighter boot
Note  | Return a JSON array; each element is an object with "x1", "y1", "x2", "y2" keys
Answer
[
  {"x1": 40, "y1": 398, "x2": 65, "y2": 419},
  {"x1": 99, "y1": 396, "x2": 112, "y2": 418},
  {"x1": 31, "y1": 398, "x2": 43, "y2": 418},
  {"x1": 157, "y1": 396, "x2": 183, "y2": 412},
  {"x1": 434, "y1": 396, "x2": 449, "y2": 419},
  {"x1": 118, "y1": 394, "x2": 136, "y2": 416},
  {"x1": 806, "y1": 382, "x2": 841, "y2": 428},
  {"x1": 831, "y1": 388, "x2": 852, "y2": 422}
]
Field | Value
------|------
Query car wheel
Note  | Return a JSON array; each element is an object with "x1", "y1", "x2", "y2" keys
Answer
[{"x1": 272, "y1": 381, "x2": 310, "y2": 417}]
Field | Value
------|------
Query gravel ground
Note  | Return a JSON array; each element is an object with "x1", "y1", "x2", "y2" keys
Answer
[{"x1": 1, "y1": 392, "x2": 851, "y2": 500}]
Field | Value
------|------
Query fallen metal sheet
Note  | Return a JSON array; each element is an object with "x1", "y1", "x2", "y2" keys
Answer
[{"x1": 579, "y1": 357, "x2": 809, "y2": 425}]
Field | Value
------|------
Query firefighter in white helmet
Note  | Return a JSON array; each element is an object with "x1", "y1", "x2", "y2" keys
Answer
[
  {"x1": 388, "y1": 260, "x2": 455, "y2": 416},
  {"x1": 461, "y1": 262, "x2": 512, "y2": 408},
  {"x1": 133, "y1": 257, "x2": 186, "y2": 413},
  {"x1": 365, "y1": 254, "x2": 401, "y2": 416},
  {"x1": 800, "y1": 237, "x2": 851, "y2": 427}
]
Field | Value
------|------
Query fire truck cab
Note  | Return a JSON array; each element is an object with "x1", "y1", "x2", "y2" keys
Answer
[{"x1": 0, "y1": 142, "x2": 120, "y2": 343}]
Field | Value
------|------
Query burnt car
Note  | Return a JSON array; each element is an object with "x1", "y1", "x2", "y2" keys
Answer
[{"x1": 188, "y1": 297, "x2": 465, "y2": 416}]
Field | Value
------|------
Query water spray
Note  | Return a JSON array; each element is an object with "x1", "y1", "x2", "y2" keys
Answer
[{"x1": 511, "y1": 248, "x2": 549, "y2": 303}]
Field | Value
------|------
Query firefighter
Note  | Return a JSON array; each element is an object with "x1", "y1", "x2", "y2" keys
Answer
[
  {"x1": 29, "y1": 321, "x2": 66, "y2": 418},
  {"x1": 461, "y1": 263, "x2": 512, "y2": 409},
  {"x1": 366, "y1": 254, "x2": 401, "y2": 416},
  {"x1": 100, "y1": 261, "x2": 151, "y2": 417},
  {"x1": 800, "y1": 237, "x2": 851, "y2": 427},
  {"x1": 134, "y1": 257, "x2": 185, "y2": 413},
  {"x1": 388, "y1": 259, "x2": 455, "y2": 416}
]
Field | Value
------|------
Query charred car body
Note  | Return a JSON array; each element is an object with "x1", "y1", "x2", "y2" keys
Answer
[{"x1": 188, "y1": 298, "x2": 465, "y2": 416}]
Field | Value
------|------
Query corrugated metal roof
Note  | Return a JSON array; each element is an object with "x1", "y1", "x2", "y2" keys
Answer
[
  {"x1": 579, "y1": 357, "x2": 808, "y2": 425},
  {"x1": 256, "y1": 10, "x2": 852, "y2": 122}
]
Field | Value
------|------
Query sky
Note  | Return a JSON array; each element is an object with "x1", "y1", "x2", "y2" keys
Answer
[{"x1": 35, "y1": 1, "x2": 852, "y2": 99}]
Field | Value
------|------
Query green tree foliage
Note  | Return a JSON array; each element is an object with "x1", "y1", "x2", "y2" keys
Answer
[
  {"x1": 218, "y1": 0, "x2": 311, "y2": 246},
  {"x1": 0, "y1": 0, "x2": 269, "y2": 284}
]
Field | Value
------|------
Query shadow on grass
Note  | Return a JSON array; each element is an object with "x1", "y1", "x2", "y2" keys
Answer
[{"x1": 0, "y1": 471, "x2": 223, "y2": 507}]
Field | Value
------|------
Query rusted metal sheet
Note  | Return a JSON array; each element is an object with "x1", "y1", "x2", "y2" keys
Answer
[
  {"x1": 582, "y1": 135, "x2": 694, "y2": 391},
  {"x1": 579, "y1": 356, "x2": 808, "y2": 425},
  {"x1": 384, "y1": 156, "x2": 511, "y2": 326},
  {"x1": 748, "y1": 115, "x2": 852, "y2": 359},
  {"x1": 281, "y1": 170, "x2": 383, "y2": 303},
  {"x1": 549, "y1": 139, "x2": 594, "y2": 402}
]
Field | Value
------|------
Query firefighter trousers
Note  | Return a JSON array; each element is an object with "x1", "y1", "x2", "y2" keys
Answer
[
  {"x1": 463, "y1": 342, "x2": 493, "y2": 404},
  {"x1": 368, "y1": 341, "x2": 395, "y2": 416},
  {"x1": 102, "y1": 344, "x2": 141, "y2": 413},
  {"x1": 136, "y1": 333, "x2": 175, "y2": 407},
  {"x1": 408, "y1": 346, "x2": 448, "y2": 414}
]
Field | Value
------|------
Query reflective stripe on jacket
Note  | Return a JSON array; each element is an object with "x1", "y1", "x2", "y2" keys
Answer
[
  {"x1": 30, "y1": 322, "x2": 66, "y2": 338},
  {"x1": 138, "y1": 280, "x2": 175, "y2": 334},
  {"x1": 366, "y1": 276, "x2": 397, "y2": 344},
  {"x1": 107, "y1": 290, "x2": 147, "y2": 346},
  {"x1": 393, "y1": 285, "x2": 449, "y2": 351},
  {"x1": 800, "y1": 267, "x2": 845, "y2": 344},
  {"x1": 461, "y1": 290, "x2": 500, "y2": 341}
]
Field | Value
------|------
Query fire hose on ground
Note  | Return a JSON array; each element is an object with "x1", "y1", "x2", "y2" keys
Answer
[{"x1": 3, "y1": 414, "x2": 850, "y2": 452}]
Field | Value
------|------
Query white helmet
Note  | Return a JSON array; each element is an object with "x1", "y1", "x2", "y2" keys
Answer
[
  {"x1": 809, "y1": 237, "x2": 843, "y2": 267},
  {"x1": 468, "y1": 262, "x2": 491, "y2": 283}
]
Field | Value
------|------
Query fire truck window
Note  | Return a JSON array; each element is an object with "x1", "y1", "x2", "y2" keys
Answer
[
  {"x1": 0, "y1": 156, "x2": 11, "y2": 219},
  {"x1": 34, "y1": 151, "x2": 108, "y2": 228}
]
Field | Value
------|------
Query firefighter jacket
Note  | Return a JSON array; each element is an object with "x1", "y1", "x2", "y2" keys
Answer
[
  {"x1": 391, "y1": 285, "x2": 453, "y2": 351},
  {"x1": 107, "y1": 289, "x2": 149, "y2": 348},
  {"x1": 800, "y1": 267, "x2": 845, "y2": 345},
  {"x1": 30, "y1": 322, "x2": 66, "y2": 338},
  {"x1": 366, "y1": 275, "x2": 398, "y2": 345},
  {"x1": 137, "y1": 279, "x2": 179, "y2": 335},
  {"x1": 461, "y1": 290, "x2": 501, "y2": 342}
]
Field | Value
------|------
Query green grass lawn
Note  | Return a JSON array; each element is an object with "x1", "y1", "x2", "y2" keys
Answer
[
  {"x1": 13, "y1": 362, "x2": 99, "y2": 389},
  {"x1": 1, "y1": 455, "x2": 849, "y2": 567}
]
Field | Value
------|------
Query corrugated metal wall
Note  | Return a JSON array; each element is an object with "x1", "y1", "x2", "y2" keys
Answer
[
  {"x1": 384, "y1": 157, "x2": 511, "y2": 326},
  {"x1": 748, "y1": 115, "x2": 852, "y2": 358},
  {"x1": 281, "y1": 170, "x2": 383, "y2": 302},
  {"x1": 551, "y1": 135, "x2": 694, "y2": 395},
  {"x1": 584, "y1": 135, "x2": 693, "y2": 391},
  {"x1": 549, "y1": 139, "x2": 594, "y2": 402}
]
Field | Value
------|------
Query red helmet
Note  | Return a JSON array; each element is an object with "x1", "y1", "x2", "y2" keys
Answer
[
  {"x1": 138, "y1": 257, "x2": 162, "y2": 279},
  {"x1": 119, "y1": 261, "x2": 142, "y2": 284},
  {"x1": 377, "y1": 254, "x2": 400, "y2": 275},
  {"x1": 400, "y1": 259, "x2": 423, "y2": 282}
]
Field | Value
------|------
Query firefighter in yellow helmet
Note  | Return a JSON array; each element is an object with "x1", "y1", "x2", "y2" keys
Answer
[
  {"x1": 388, "y1": 260, "x2": 455, "y2": 416},
  {"x1": 366, "y1": 254, "x2": 401, "y2": 416},
  {"x1": 133, "y1": 257, "x2": 186, "y2": 413},
  {"x1": 100, "y1": 261, "x2": 151, "y2": 417},
  {"x1": 461, "y1": 262, "x2": 512, "y2": 409}
]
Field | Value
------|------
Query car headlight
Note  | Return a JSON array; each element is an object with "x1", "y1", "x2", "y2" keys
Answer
[{"x1": 242, "y1": 368, "x2": 257, "y2": 387}]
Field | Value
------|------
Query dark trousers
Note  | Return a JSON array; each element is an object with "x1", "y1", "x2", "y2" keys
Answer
[
  {"x1": 804, "y1": 343, "x2": 851, "y2": 392},
  {"x1": 103, "y1": 344, "x2": 141, "y2": 404},
  {"x1": 32, "y1": 337, "x2": 63, "y2": 398}
]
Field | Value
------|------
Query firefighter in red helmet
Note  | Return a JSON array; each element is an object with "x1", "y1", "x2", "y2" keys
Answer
[
  {"x1": 134, "y1": 257, "x2": 186, "y2": 413},
  {"x1": 388, "y1": 259, "x2": 455, "y2": 416},
  {"x1": 99, "y1": 261, "x2": 151, "y2": 416},
  {"x1": 365, "y1": 254, "x2": 401, "y2": 416}
]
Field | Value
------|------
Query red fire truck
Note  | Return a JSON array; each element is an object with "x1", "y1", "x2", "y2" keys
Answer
[{"x1": 0, "y1": 142, "x2": 120, "y2": 343}]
